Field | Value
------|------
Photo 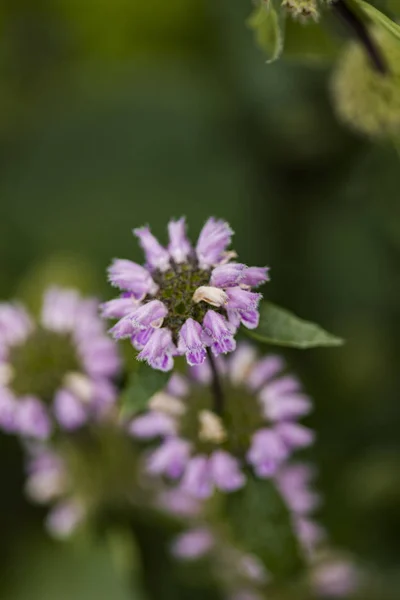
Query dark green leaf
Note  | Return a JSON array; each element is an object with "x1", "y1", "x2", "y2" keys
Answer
[
  {"x1": 225, "y1": 473, "x2": 303, "y2": 580},
  {"x1": 248, "y1": 301, "x2": 344, "y2": 348},
  {"x1": 120, "y1": 363, "x2": 169, "y2": 419},
  {"x1": 247, "y1": 1, "x2": 286, "y2": 63}
]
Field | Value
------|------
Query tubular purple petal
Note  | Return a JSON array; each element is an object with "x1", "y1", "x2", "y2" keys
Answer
[
  {"x1": 178, "y1": 318, "x2": 207, "y2": 366},
  {"x1": 133, "y1": 226, "x2": 170, "y2": 272},
  {"x1": 138, "y1": 328, "x2": 176, "y2": 372},
  {"x1": 202, "y1": 310, "x2": 236, "y2": 356},
  {"x1": 196, "y1": 218, "x2": 234, "y2": 269},
  {"x1": 210, "y1": 263, "x2": 246, "y2": 288},
  {"x1": 168, "y1": 218, "x2": 192, "y2": 264}
]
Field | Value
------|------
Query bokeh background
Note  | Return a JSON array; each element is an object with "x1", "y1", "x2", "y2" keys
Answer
[{"x1": 1, "y1": 0, "x2": 400, "y2": 598}]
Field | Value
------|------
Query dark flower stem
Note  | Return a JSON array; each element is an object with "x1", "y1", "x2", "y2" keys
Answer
[
  {"x1": 207, "y1": 348, "x2": 224, "y2": 416},
  {"x1": 332, "y1": 0, "x2": 388, "y2": 74}
]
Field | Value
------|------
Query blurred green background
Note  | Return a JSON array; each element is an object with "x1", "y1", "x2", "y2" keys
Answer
[{"x1": 1, "y1": 0, "x2": 400, "y2": 598}]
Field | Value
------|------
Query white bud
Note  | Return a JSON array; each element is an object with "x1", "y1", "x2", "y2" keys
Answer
[
  {"x1": 63, "y1": 372, "x2": 93, "y2": 403},
  {"x1": 0, "y1": 363, "x2": 14, "y2": 387},
  {"x1": 26, "y1": 471, "x2": 67, "y2": 504},
  {"x1": 149, "y1": 392, "x2": 186, "y2": 417},
  {"x1": 192, "y1": 286, "x2": 228, "y2": 307},
  {"x1": 230, "y1": 346, "x2": 257, "y2": 385},
  {"x1": 218, "y1": 250, "x2": 238, "y2": 265},
  {"x1": 198, "y1": 410, "x2": 227, "y2": 443}
]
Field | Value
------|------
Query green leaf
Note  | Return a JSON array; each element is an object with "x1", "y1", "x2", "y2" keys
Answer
[
  {"x1": 120, "y1": 363, "x2": 169, "y2": 419},
  {"x1": 225, "y1": 473, "x2": 303, "y2": 580},
  {"x1": 351, "y1": 0, "x2": 400, "y2": 41},
  {"x1": 247, "y1": 1, "x2": 286, "y2": 63},
  {"x1": 248, "y1": 301, "x2": 344, "y2": 348},
  {"x1": 284, "y1": 19, "x2": 340, "y2": 62}
]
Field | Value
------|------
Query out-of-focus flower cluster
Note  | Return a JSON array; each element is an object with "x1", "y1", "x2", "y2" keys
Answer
[
  {"x1": 0, "y1": 220, "x2": 361, "y2": 598},
  {"x1": 0, "y1": 288, "x2": 120, "y2": 439},
  {"x1": 130, "y1": 343, "x2": 314, "y2": 498}
]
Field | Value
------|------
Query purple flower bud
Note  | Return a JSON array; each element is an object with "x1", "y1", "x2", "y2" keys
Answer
[
  {"x1": 46, "y1": 501, "x2": 84, "y2": 539},
  {"x1": 130, "y1": 300, "x2": 168, "y2": 330},
  {"x1": 0, "y1": 388, "x2": 17, "y2": 432},
  {"x1": 247, "y1": 429, "x2": 288, "y2": 477},
  {"x1": 276, "y1": 422, "x2": 315, "y2": 450},
  {"x1": 225, "y1": 287, "x2": 262, "y2": 312},
  {"x1": 168, "y1": 218, "x2": 192, "y2": 264},
  {"x1": 131, "y1": 327, "x2": 154, "y2": 351},
  {"x1": 133, "y1": 226, "x2": 170, "y2": 272},
  {"x1": 171, "y1": 528, "x2": 215, "y2": 560},
  {"x1": 246, "y1": 356, "x2": 285, "y2": 391},
  {"x1": 210, "y1": 263, "x2": 246, "y2": 288},
  {"x1": 264, "y1": 375, "x2": 301, "y2": 397},
  {"x1": 228, "y1": 343, "x2": 257, "y2": 385},
  {"x1": 210, "y1": 450, "x2": 245, "y2": 492},
  {"x1": 147, "y1": 438, "x2": 191, "y2": 478},
  {"x1": 312, "y1": 559, "x2": 359, "y2": 598},
  {"x1": 225, "y1": 288, "x2": 262, "y2": 330},
  {"x1": 0, "y1": 304, "x2": 32, "y2": 345},
  {"x1": 109, "y1": 315, "x2": 136, "y2": 339},
  {"x1": 54, "y1": 389, "x2": 88, "y2": 430},
  {"x1": 202, "y1": 311, "x2": 236, "y2": 356},
  {"x1": 41, "y1": 288, "x2": 79, "y2": 333},
  {"x1": 100, "y1": 297, "x2": 138, "y2": 319},
  {"x1": 196, "y1": 218, "x2": 234, "y2": 269},
  {"x1": 107, "y1": 259, "x2": 157, "y2": 299},
  {"x1": 80, "y1": 337, "x2": 120, "y2": 378},
  {"x1": 138, "y1": 328, "x2": 177, "y2": 372},
  {"x1": 16, "y1": 397, "x2": 51, "y2": 440},
  {"x1": 181, "y1": 455, "x2": 213, "y2": 499},
  {"x1": 157, "y1": 489, "x2": 201, "y2": 517},
  {"x1": 239, "y1": 554, "x2": 269, "y2": 584},
  {"x1": 263, "y1": 394, "x2": 312, "y2": 421},
  {"x1": 277, "y1": 464, "x2": 320, "y2": 515},
  {"x1": 295, "y1": 516, "x2": 325, "y2": 555},
  {"x1": 129, "y1": 411, "x2": 176, "y2": 439},
  {"x1": 178, "y1": 318, "x2": 207, "y2": 366},
  {"x1": 166, "y1": 373, "x2": 189, "y2": 398},
  {"x1": 240, "y1": 267, "x2": 269, "y2": 288}
]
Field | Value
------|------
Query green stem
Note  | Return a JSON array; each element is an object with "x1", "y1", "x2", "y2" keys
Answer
[{"x1": 206, "y1": 348, "x2": 224, "y2": 416}]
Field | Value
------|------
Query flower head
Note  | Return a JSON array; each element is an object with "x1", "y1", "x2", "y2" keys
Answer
[
  {"x1": 103, "y1": 218, "x2": 268, "y2": 371},
  {"x1": 129, "y1": 343, "x2": 314, "y2": 498},
  {"x1": 0, "y1": 288, "x2": 120, "y2": 439},
  {"x1": 282, "y1": 0, "x2": 319, "y2": 22}
]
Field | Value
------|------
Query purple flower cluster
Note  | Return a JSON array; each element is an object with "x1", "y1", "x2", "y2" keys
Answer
[
  {"x1": 102, "y1": 218, "x2": 268, "y2": 371},
  {"x1": 129, "y1": 343, "x2": 314, "y2": 498},
  {"x1": 0, "y1": 288, "x2": 120, "y2": 439}
]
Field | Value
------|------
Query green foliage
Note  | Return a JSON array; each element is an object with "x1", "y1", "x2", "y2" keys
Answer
[
  {"x1": 120, "y1": 363, "x2": 170, "y2": 419},
  {"x1": 247, "y1": 0, "x2": 286, "y2": 63},
  {"x1": 350, "y1": 0, "x2": 400, "y2": 41},
  {"x1": 284, "y1": 19, "x2": 340, "y2": 61},
  {"x1": 224, "y1": 472, "x2": 303, "y2": 580},
  {"x1": 248, "y1": 301, "x2": 343, "y2": 348}
]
